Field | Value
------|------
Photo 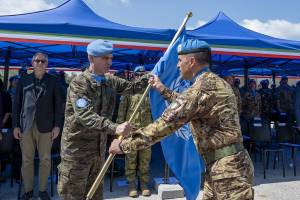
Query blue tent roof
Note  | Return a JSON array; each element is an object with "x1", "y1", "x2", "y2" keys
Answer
[
  {"x1": 1, "y1": 4, "x2": 300, "y2": 76},
  {"x1": 187, "y1": 12, "x2": 300, "y2": 76},
  {"x1": 0, "y1": 0, "x2": 175, "y2": 70},
  {"x1": 0, "y1": 0, "x2": 175, "y2": 43}
]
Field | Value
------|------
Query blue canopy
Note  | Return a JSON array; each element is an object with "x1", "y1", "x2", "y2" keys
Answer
[
  {"x1": 0, "y1": 0, "x2": 175, "y2": 70},
  {"x1": 187, "y1": 12, "x2": 300, "y2": 76},
  {"x1": 1, "y1": 2, "x2": 300, "y2": 76}
]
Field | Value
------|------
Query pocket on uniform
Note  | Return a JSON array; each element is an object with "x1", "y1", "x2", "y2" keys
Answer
[{"x1": 57, "y1": 164, "x2": 71, "y2": 195}]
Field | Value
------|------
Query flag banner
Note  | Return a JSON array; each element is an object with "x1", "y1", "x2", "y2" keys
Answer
[{"x1": 149, "y1": 32, "x2": 205, "y2": 200}]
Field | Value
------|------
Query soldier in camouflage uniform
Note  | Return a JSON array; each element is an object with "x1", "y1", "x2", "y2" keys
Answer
[
  {"x1": 275, "y1": 76, "x2": 294, "y2": 123},
  {"x1": 110, "y1": 39, "x2": 254, "y2": 200},
  {"x1": 221, "y1": 71, "x2": 242, "y2": 115},
  {"x1": 57, "y1": 39, "x2": 148, "y2": 200},
  {"x1": 258, "y1": 80, "x2": 273, "y2": 120},
  {"x1": 117, "y1": 66, "x2": 152, "y2": 197},
  {"x1": 242, "y1": 79, "x2": 261, "y2": 121}
]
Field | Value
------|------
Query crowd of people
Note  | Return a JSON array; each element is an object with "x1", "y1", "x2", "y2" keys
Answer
[
  {"x1": 0, "y1": 38, "x2": 299, "y2": 200},
  {"x1": 222, "y1": 71, "x2": 300, "y2": 137}
]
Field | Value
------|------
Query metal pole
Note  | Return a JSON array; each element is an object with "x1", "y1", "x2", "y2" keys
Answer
[
  {"x1": 163, "y1": 161, "x2": 170, "y2": 184},
  {"x1": 272, "y1": 70, "x2": 276, "y2": 86},
  {"x1": 244, "y1": 59, "x2": 248, "y2": 89},
  {"x1": 4, "y1": 47, "x2": 11, "y2": 89},
  {"x1": 86, "y1": 12, "x2": 193, "y2": 200}
]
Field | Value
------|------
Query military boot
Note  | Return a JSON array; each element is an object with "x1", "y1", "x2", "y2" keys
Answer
[
  {"x1": 141, "y1": 182, "x2": 151, "y2": 196},
  {"x1": 21, "y1": 190, "x2": 33, "y2": 200},
  {"x1": 128, "y1": 181, "x2": 138, "y2": 198}
]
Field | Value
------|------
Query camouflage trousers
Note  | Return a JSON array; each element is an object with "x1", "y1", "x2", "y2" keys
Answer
[
  {"x1": 57, "y1": 156, "x2": 104, "y2": 200},
  {"x1": 202, "y1": 150, "x2": 254, "y2": 200},
  {"x1": 125, "y1": 147, "x2": 151, "y2": 183}
]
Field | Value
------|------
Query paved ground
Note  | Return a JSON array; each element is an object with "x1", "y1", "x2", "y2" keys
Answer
[{"x1": 1, "y1": 150, "x2": 300, "y2": 199}]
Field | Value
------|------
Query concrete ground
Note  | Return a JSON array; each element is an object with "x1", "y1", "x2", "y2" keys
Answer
[{"x1": 1, "y1": 149, "x2": 300, "y2": 199}]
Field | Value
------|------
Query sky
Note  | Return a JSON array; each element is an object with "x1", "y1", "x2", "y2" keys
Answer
[{"x1": 0, "y1": 0, "x2": 299, "y2": 40}]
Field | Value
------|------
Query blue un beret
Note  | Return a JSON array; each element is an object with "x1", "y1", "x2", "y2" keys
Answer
[
  {"x1": 134, "y1": 66, "x2": 146, "y2": 73},
  {"x1": 177, "y1": 39, "x2": 211, "y2": 55},
  {"x1": 87, "y1": 39, "x2": 113, "y2": 56}
]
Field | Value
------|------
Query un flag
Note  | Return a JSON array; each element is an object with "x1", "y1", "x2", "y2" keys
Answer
[{"x1": 149, "y1": 32, "x2": 205, "y2": 200}]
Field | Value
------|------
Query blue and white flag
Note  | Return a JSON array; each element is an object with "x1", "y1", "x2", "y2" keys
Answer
[{"x1": 149, "y1": 32, "x2": 205, "y2": 200}]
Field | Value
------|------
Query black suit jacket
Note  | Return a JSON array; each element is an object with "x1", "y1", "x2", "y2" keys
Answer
[{"x1": 12, "y1": 73, "x2": 63, "y2": 133}]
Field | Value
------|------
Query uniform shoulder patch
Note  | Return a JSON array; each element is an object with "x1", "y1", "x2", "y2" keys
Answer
[{"x1": 76, "y1": 98, "x2": 88, "y2": 108}]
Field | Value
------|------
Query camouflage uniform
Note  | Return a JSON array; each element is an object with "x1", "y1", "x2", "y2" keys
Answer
[
  {"x1": 242, "y1": 89, "x2": 261, "y2": 120},
  {"x1": 57, "y1": 70, "x2": 148, "y2": 200},
  {"x1": 117, "y1": 89, "x2": 152, "y2": 186},
  {"x1": 258, "y1": 88, "x2": 273, "y2": 120},
  {"x1": 275, "y1": 85, "x2": 294, "y2": 114},
  {"x1": 232, "y1": 86, "x2": 242, "y2": 115},
  {"x1": 120, "y1": 71, "x2": 254, "y2": 200}
]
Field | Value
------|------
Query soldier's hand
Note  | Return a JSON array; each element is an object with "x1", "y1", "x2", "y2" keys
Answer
[
  {"x1": 51, "y1": 126, "x2": 60, "y2": 140},
  {"x1": 109, "y1": 139, "x2": 124, "y2": 154},
  {"x1": 149, "y1": 75, "x2": 165, "y2": 92},
  {"x1": 116, "y1": 122, "x2": 131, "y2": 137},
  {"x1": 0, "y1": 132, "x2": 2, "y2": 141},
  {"x1": 297, "y1": 126, "x2": 300, "y2": 132},
  {"x1": 13, "y1": 127, "x2": 22, "y2": 139}
]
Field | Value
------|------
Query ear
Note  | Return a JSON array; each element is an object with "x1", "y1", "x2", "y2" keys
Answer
[
  {"x1": 88, "y1": 55, "x2": 94, "y2": 64},
  {"x1": 189, "y1": 56, "x2": 196, "y2": 67}
]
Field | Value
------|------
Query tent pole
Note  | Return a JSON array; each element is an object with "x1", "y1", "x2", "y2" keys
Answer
[
  {"x1": 244, "y1": 59, "x2": 248, "y2": 88},
  {"x1": 4, "y1": 47, "x2": 11, "y2": 89},
  {"x1": 272, "y1": 70, "x2": 276, "y2": 86}
]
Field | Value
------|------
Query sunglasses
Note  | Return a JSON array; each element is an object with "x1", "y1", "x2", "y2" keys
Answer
[{"x1": 34, "y1": 59, "x2": 47, "y2": 64}]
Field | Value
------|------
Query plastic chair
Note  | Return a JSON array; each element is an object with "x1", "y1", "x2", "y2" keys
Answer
[
  {"x1": 248, "y1": 117, "x2": 285, "y2": 178},
  {"x1": 278, "y1": 125, "x2": 299, "y2": 176},
  {"x1": 248, "y1": 117, "x2": 271, "y2": 161}
]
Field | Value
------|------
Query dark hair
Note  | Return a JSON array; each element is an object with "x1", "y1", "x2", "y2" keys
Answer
[{"x1": 190, "y1": 50, "x2": 211, "y2": 67}]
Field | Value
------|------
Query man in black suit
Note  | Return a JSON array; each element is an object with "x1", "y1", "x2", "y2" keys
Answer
[{"x1": 13, "y1": 52, "x2": 63, "y2": 200}]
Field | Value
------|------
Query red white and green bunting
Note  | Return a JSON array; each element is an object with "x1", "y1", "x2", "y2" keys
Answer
[
  {"x1": 1, "y1": 30, "x2": 300, "y2": 59},
  {"x1": 0, "y1": 30, "x2": 169, "y2": 51}
]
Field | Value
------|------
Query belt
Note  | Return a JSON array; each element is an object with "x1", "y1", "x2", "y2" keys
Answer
[{"x1": 203, "y1": 143, "x2": 244, "y2": 165}]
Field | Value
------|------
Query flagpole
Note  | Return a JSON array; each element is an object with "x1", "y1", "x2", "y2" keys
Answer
[{"x1": 85, "y1": 11, "x2": 193, "y2": 200}]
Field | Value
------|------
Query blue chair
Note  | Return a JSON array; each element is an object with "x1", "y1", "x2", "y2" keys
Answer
[
  {"x1": 248, "y1": 117, "x2": 286, "y2": 178},
  {"x1": 278, "y1": 125, "x2": 299, "y2": 176}
]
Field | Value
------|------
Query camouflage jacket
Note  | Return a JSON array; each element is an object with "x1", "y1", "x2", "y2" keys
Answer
[
  {"x1": 120, "y1": 72, "x2": 243, "y2": 159},
  {"x1": 242, "y1": 90, "x2": 261, "y2": 120},
  {"x1": 275, "y1": 85, "x2": 294, "y2": 113},
  {"x1": 232, "y1": 86, "x2": 242, "y2": 114},
  {"x1": 61, "y1": 70, "x2": 148, "y2": 160},
  {"x1": 117, "y1": 89, "x2": 153, "y2": 128},
  {"x1": 258, "y1": 88, "x2": 273, "y2": 118}
]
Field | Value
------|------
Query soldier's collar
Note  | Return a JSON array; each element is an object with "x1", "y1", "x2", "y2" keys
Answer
[
  {"x1": 84, "y1": 70, "x2": 107, "y2": 87},
  {"x1": 191, "y1": 66, "x2": 210, "y2": 83}
]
